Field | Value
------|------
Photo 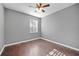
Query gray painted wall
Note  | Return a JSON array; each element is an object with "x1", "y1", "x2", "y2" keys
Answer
[
  {"x1": 5, "y1": 8, "x2": 41, "y2": 44},
  {"x1": 41, "y1": 4, "x2": 79, "y2": 49},
  {"x1": 0, "y1": 4, "x2": 4, "y2": 51}
]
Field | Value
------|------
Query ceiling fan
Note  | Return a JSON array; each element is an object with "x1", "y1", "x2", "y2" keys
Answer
[{"x1": 29, "y1": 3, "x2": 50, "y2": 12}]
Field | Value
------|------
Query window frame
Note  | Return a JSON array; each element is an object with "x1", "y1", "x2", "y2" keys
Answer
[{"x1": 29, "y1": 19, "x2": 38, "y2": 33}]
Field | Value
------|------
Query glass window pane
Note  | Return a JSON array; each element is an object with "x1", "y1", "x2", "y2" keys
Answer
[{"x1": 30, "y1": 19, "x2": 38, "y2": 33}]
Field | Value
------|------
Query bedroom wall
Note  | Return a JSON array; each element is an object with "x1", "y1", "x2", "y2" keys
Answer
[
  {"x1": 41, "y1": 4, "x2": 79, "y2": 49},
  {"x1": 4, "y1": 8, "x2": 41, "y2": 44},
  {"x1": 0, "y1": 4, "x2": 4, "y2": 51}
]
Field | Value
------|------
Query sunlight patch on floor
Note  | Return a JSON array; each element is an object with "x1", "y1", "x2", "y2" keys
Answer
[{"x1": 47, "y1": 49, "x2": 66, "y2": 56}]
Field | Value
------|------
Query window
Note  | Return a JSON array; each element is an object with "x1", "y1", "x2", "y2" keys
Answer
[{"x1": 30, "y1": 19, "x2": 38, "y2": 33}]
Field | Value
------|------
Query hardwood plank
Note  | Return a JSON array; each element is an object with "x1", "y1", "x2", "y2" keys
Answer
[{"x1": 1, "y1": 39, "x2": 79, "y2": 56}]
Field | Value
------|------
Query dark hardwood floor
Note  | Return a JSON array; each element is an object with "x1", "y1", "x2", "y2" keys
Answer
[{"x1": 1, "y1": 39, "x2": 79, "y2": 56}]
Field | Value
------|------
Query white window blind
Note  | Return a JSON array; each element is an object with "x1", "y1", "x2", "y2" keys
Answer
[{"x1": 30, "y1": 19, "x2": 38, "y2": 33}]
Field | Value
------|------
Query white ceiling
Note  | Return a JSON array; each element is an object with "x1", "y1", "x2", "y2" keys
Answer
[{"x1": 3, "y1": 3, "x2": 75, "y2": 18}]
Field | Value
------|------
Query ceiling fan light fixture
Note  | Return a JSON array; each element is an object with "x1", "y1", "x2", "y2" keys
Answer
[{"x1": 29, "y1": 3, "x2": 50, "y2": 13}]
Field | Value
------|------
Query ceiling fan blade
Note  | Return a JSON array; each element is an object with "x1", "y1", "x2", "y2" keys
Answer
[
  {"x1": 43, "y1": 4, "x2": 50, "y2": 7},
  {"x1": 42, "y1": 9, "x2": 45, "y2": 12},
  {"x1": 39, "y1": 3, "x2": 42, "y2": 6},
  {"x1": 35, "y1": 10, "x2": 37, "y2": 12},
  {"x1": 36, "y1": 3, "x2": 40, "y2": 8}
]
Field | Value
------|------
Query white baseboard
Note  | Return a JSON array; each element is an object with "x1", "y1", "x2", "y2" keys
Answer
[
  {"x1": 0, "y1": 37, "x2": 41, "y2": 55},
  {"x1": 0, "y1": 46, "x2": 5, "y2": 56},
  {"x1": 5, "y1": 37, "x2": 41, "y2": 47},
  {"x1": 1, "y1": 37, "x2": 79, "y2": 55},
  {"x1": 41, "y1": 37, "x2": 79, "y2": 51}
]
